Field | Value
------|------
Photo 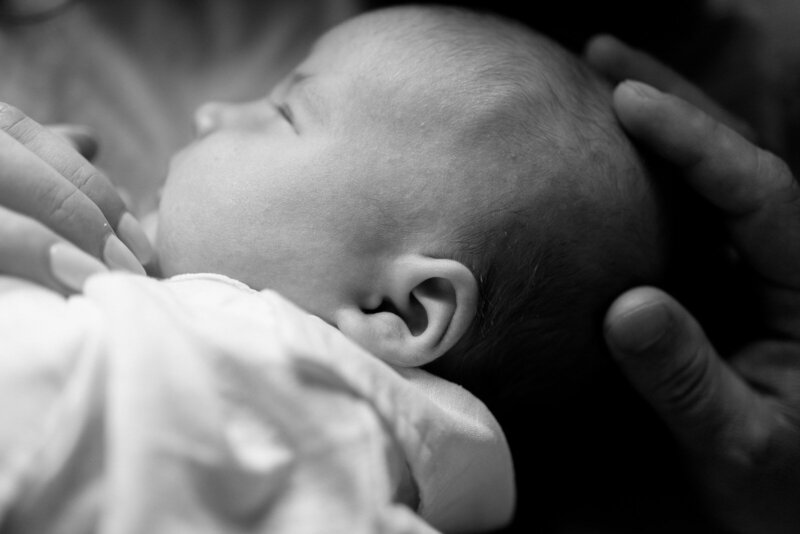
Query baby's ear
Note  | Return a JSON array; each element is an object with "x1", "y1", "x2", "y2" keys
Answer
[{"x1": 335, "y1": 254, "x2": 478, "y2": 367}]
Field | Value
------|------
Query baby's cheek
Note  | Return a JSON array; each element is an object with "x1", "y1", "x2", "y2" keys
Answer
[
  {"x1": 155, "y1": 191, "x2": 262, "y2": 282},
  {"x1": 153, "y1": 211, "x2": 185, "y2": 278},
  {"x1": 154, "y1": 195, "x2": 206, "y2": 278}
]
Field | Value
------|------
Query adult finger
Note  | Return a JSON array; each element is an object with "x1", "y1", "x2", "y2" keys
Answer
[
  {"x1": 584, "y1": 34, "x2": 755, "y2": 140},
  {"x1": 47, "y1": 123, "x2": 99, "y2": 162},
  {"x1": 603, "y1": 286, "x2": 771, "y2": 457},
  {"x1": 612, "y1": 81, "x2": 800, "y2": 290},
  {"x1": 0, "y1": 129, "x2": 144, "y2": 274},
  {"x1": 0, "y1": 103, "x2": 153, "y2": 265},
  {"x1": 0, "y1": 205, "x2": 108, "y2": 294}
]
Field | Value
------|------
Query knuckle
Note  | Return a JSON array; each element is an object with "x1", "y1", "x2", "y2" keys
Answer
[
  {"x1": 673, "y1": 99, "x2": 717, "y2": 168},
  {"x1": 44, "y1": 183, "x2": 86, "y2": 236},
  {"x1": 61, "y1": 160, "x2": 99, "y2": 191},
  {"x1": 654, "y1": 344, "x2": 714, "y2": 415},
  {"x1": 650, "y1": 344, "x2": 733, "y2": 445},
  {"x1": 740, "y1": 410, "x2": 789, "y2": 469},
  {"x1": 0, "y1": 103, "x2": 32, "y2": 136},
  {"x1": 711, "y1": 401, "x2": 795, "y2": 471}
]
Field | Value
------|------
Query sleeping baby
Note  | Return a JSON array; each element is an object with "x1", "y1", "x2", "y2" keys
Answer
[
  {"x1": 0, "y1": 5, "x2": 672, "y2": 534},
  {"x1": 157, "y1": 3, "x2": 671, "y2": 412}
]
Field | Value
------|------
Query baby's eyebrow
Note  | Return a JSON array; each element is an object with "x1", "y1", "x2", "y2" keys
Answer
[{"x1": 285, "y1": 72, "x2": 311, "y2": 90}]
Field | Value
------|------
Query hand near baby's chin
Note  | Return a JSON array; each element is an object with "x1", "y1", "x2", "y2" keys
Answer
[
  {"x1": 0, "y1": 103, "x2": 153, "y2": 294},
  {"x1": 588, "y1": 37, "x2": 800, "y2": 534}
]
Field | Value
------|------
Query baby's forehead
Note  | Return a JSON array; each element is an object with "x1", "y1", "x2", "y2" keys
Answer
[
  {"x1": 320, "y1": 8, "x2": 650, "y2": 238},
  {"x1": 312, "y1": 16, "x2": 440, "y2": 78},
  {"x1": 304, "y1": 25, "x2": 489, "y2": 138},
  {"x1": 307, "y1": 8, "x2": 608, "y2": 171},
  {"x1": 317, "y1": 9, "x2": 569, "y2": 104}
]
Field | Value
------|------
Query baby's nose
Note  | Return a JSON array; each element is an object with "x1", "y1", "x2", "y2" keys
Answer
[{"x1": 193, "y1": 101, "x2": 239, "y2": 138}]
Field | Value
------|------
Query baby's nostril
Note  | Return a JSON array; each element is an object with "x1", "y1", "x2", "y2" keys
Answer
[
  {"x1": 193, "y1": 102, "x2": 227, "y2": 138},
  {"x1": 193, "y1": 111, "x2": 216, "y2": 138}
]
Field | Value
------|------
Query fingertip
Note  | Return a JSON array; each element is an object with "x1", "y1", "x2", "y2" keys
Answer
[
  {"x1": 117, "y1": 212, "x2": 155, "y2": 266},
  {"x1": 583, "y1": 33, "x2": 622, "y2": 64},
  {"x1": 612, "y1": 81, "x2": 668, "y2": 136},
  {"x1": 103, "y1": 234, "x2": 145, "y2": 275},
  {"x1": 614, "y1": 79, "x2": 662, "y2": 102},
  {"x1": 604, "y1": 287, "x2": 674, "y2": 356}
]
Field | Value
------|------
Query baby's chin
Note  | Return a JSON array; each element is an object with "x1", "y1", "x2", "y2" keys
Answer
[
  {"x1": 152, "y1": 202, "x2": 222, "y2": 281},
  {"x1": 146, "y1": 197, "x2": 201, "y2": 280}
]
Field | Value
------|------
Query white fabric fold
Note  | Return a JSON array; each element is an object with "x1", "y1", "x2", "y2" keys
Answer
[{"x1": 0, "y1": 273, "x2": 515, "y2": 533}]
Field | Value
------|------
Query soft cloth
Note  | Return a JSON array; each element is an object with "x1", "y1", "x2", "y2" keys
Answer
[{"x1": 0, "y1": 273, "x2": 515, "y2": 533}]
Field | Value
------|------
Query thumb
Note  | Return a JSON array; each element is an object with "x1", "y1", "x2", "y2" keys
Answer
[{"x1": 603, "y1": 286, "x2": 764, "y2": 456}]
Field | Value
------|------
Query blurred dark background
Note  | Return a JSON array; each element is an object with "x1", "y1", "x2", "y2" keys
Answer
[{"x1": 366, "y1": 0, "x2": 714, "y2": 71}]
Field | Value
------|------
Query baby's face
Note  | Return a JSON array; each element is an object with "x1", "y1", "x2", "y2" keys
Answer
[{"x1": 157, "y1": 14, "x2": 487, "y2": 317}]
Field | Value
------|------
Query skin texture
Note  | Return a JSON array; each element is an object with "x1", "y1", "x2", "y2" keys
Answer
[
  {"x1": 156, "y1": 10, "x2": 517, "y2": 321},
  {"x1": 0, "y1": 0, "x2": 359, "y2": 291},
  {"x1": 157, "y1": 8, "x2": 549, "y2": 368}
]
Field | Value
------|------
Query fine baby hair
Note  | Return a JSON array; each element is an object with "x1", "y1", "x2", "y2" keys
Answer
[
  {"x1": 360, "y1": 6, "x2": 673, "y2": 409},
  {"x1": 364, "y1": 6, "x2": 668, "y2": 410}
]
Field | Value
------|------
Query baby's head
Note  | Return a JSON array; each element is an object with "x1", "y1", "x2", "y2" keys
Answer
[{"x1": 157, "y1": 5, "x2": 670, "y2": 408}]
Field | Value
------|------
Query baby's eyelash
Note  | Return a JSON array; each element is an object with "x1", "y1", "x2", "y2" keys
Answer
[
  {"x1": 276, "y1": 103, "x2": 295, "y2": 125},
  {"x1": 275, "y1": 102, "x2": 300, "y2": 134}
]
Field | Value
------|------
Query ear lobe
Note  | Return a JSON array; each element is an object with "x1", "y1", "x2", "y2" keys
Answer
[{"x1": 335, "y1": 255, "x2": 478, "y2": 367}]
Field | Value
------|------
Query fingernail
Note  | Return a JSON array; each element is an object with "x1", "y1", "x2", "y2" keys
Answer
[
  {"x1": 103, "y1": 234, "x2": 145, "y2": 275},
  {"x1": 620, "y1": 80, "x2": 661, "y2": 100},
  {"x1": 584, "y1": 33, "x2": 620, "y2": 57},
  {"x1": 606, "y1": 302, "x2": 672, "y2": 355},
  {"x1": 50, "y1": 242, "x2": 109, "y2": 292},
  {"x1": 117, "y1": 212, "x2": 155, "y2": 265}
]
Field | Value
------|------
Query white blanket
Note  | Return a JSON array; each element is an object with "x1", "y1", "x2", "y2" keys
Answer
[{"x1": 0, "y1": 273, "x2": 515, "y2": 533}]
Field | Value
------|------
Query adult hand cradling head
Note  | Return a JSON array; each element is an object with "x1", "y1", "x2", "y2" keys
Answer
[{"x1": 587, "y1": 35, "x2": 800, "y2": 534}]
